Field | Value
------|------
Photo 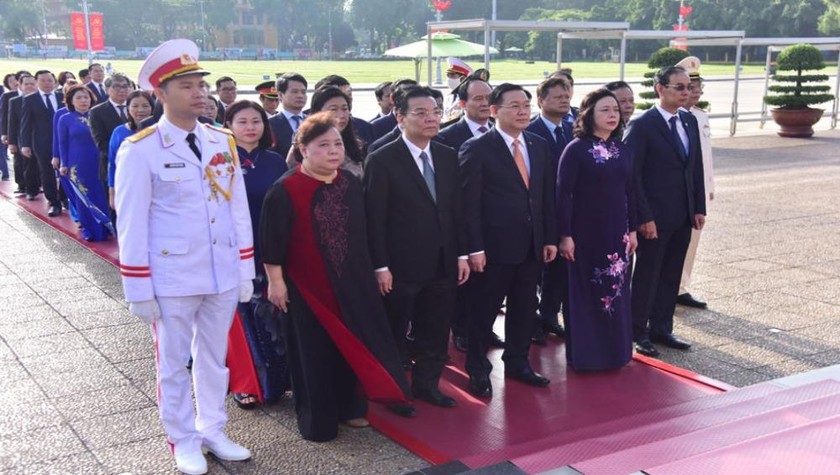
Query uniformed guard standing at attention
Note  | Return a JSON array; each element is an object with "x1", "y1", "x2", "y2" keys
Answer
[
  {"x1": 114, "y1": 39, "x2": 256, "y2": 475},
  {"x1": 255, "y1": 80, "x2": 280, "y2": 116}
]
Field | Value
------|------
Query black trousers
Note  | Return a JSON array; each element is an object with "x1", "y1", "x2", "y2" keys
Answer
[
  {"x1": 33, "y1": 152, "x2": 59, "y2": 206},
  {"x1": 284, "y1": 285, "x2": 367, "y2": 442},
  {"x1": 466, "y1": 256, "x2": 541, "y2": 378},
  {"x1": 631, "y1": 224, "x2": 692, "y2": 341},
  {"x1": 22, "y1": 154, "x2": 41, "y2": 196},
  {"x1": 538, "y1": 256, "x2": 567, "y2": 325},
  {"x1": 450, "y1": 278, "x2": 475, "y2": 339},
  {"x1": 384, "y1": 275, "x2": 455, "y2": 392},
  {"x1": 12, "y1": 150, "x2": 26, "y2": 189}
]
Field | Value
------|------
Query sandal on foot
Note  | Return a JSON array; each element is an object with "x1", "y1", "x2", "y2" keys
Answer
[
  {"x1": 343, "y1": 417, "x2": 369, "y2": 428},
  {"x1": 233, "y1": 393, "x2": 258, "y2": 409}
]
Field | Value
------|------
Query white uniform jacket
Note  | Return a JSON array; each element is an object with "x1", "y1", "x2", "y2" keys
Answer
[
  {"x1": 115, "y1": 116, "x2": 256, "y2": 302},
  {"x1": 691, "y1": 106, "x2": 714, "y2": 205}
]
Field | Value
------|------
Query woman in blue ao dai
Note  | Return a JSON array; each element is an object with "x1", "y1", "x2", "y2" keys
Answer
[{"x1": 58, "y1": 85, "x2": 110, "y2": 241}]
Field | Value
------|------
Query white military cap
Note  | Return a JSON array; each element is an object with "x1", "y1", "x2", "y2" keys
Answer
[
  {"x1": 446, "y1": 57, "x2": 473, "y2": 76},
  {"x1": 138, "y1": 38, "x2": 210, "y2": 90},
  {"x1": 675, "y1": 56, "x2": 702, "y2": 79}
]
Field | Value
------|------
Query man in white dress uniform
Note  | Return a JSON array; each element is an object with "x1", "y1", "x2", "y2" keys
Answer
[
  {"x1": 675, "y1": 56, "x2": 715, "y2": 309},
  {"x1": 115, "y1": 39, "x2": 255, "y2": 475}
]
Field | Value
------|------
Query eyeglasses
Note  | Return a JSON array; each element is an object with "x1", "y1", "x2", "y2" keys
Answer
[
  {"x1": 497, "y1": 103, "x2": 532, "y2": 111},
  {"x1": 663, "y1": 84, "x2": 690, "y2": 92},
  {"x1": 688, "y1": 84, "x2": 704, "y2": 92},
  {"x1": 407, "y1": 109, "x2": 443, "y2": 119}
]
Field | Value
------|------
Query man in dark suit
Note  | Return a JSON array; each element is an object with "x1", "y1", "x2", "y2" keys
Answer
[
  {"x1": 86, "y1": 63, "x2": 108, "y2": 103},
  {"x1": 89, "y1": 73, "x2": 130, "y2": 196},
  {"x1": 366, "y1": 80, "x2": 423, "y2": 155},
  {"x1": 6, "y1": 74, "x2": 36, "y2": 196},
  {"x1": 369, "y1": 79, "x2": 417, "y2": 142},
  {"x1": 365, "y1": 86, "x2": 469, "y2": 408},
  {"x1": 268, "y1": 72, "x2": 307, "y2": 158},
  {"x1": 1, "y1": 71, "x2": 26, "y2": 187},
  {"x1": 527, "y1": 76, "x2": 574, "y2": 345},
  {"x1": 371, "y1": 81, "x2": 392, "y2": 121},
  {"x1": 625, "y1": 66, "x2": 706, "y2": 358},
  {"x1": 436, "y1": 78, "x2": 495, "y2": 352},
  {"x1": 20, "y1": 70, "x2": 63, "y2": 216},
  {"x1": 460, "y1": 83, "x2": 558, "y2": 398}
]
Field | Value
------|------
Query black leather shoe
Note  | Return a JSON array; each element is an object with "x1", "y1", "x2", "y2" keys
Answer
[
  {"x1": 543, "y1": 322, "x2": 566, "y2": 337},
  {"x1": 531, "y1": 325, "x2": 547, "y2": 346},
  {"x1": 47, "y1": 204, "x2": 61, "y2": 217},
  {"x1": 504, "y1": 367, "x2": 550, "y2": 387},
  {"x1": 468, "y1": 375, "x2": 492, "y2": 398},
  {"x1": 651, "y1": 334, "x2": 692, "y2": 350},
  {"x1": 26, "y1": 194, "x2": 37, "y2": 201},
  {"x1": 490, "y1": 332, "x2": 505, "y2": 348},
  {"x1": 387, "y1": 403, "x2": 416, "y2": 418},
  {"x1": 676, "y1": 293, "x2": 707, "y2": 309},
  {"x1": 413, "y1": 388, "x2": 457, "y2": 408},
  {"x1": 634, "y1": 339, "x2": 660, "y2": 357},
  {"x1": 13, "y1": 188, "x2": 25, "y2": 195},
  {"x1": 454, "y1": 335, "x2": 468, "y2": 353}
]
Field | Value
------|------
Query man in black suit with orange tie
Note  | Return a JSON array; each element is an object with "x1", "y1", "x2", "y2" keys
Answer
[
  {"x1": 460, "y1": 83, "x2": 558, "y2": 398},
  {"x1": 268, "y1": 72, "x2": 307, "y2": 158},
  {"x1": 20, "y1": 70, "x2": 63, "y2": 216},
  {"x1": 527, "y1": 76, "x2": 574, "y2": 345},
  {"x1": 625, "y1": 66, "x2": 706, "y2": 357},
  {"x1": 365, "y1": 86, "x2": 470, "y2": 408}
]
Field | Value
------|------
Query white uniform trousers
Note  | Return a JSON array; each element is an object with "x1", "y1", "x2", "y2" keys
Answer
[
  {"x1": 679, "y1": 227, "x2": 701, "y2": 294},
  {"x1": 152, "y1": 288, "x2": 238, "y2": 455}
]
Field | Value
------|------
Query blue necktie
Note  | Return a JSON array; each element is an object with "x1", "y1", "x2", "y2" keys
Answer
[
  {"x1": 419, "y1": 151, "x2": 436, "y2": 203},
  {"x1": 554, "y1": 125, "x2": 565, "y2": 145},
  {"x1": 291, "y1": 115, "x2": 302, "y2": 130},
  {"x1": 669, "y1": 116, "x2": 687, "y2": 160}
]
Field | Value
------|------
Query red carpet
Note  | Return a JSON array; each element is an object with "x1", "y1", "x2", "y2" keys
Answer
[
  {"x1": 17, "y1": 179, "x2": 835, "y2": 474},
  {"x1": 0, "y1": 182, "x2": 119, "y2": 265}
]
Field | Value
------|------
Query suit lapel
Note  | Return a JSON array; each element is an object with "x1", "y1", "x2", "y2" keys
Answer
[
  {"x1": 524, "y1": 134, "x2": 542, "y2": 194},
  {"x1": 490, "y1": 130, "x2": 528, "y2": 191},
  {"x1": 649, "y1": 109, "x2": 686, "y2": 164},
  {"x1": 395, "y1": 140, "x2": 436, "y2": 204}
]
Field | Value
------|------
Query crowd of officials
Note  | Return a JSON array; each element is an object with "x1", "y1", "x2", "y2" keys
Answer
[{"x1": 0, "y1": 39, "x2": 713, "y2": 475}]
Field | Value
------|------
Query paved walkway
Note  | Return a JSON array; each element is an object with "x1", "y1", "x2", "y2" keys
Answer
[{"x1": 1, "y1": 129, "x2": 839, "y2": 474}]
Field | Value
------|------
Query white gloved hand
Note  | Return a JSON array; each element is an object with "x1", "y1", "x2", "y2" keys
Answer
[
  {"x1": 239, "y1": 280, "x2": 254, "y2": 303},
  {"x1": 129, "y1": 299, "x2": 161, "y2": 325}
]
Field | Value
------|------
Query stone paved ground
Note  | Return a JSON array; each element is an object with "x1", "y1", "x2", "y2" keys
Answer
[{"x1": 1, "y1": 129, "x2": 839, "y2": 474}]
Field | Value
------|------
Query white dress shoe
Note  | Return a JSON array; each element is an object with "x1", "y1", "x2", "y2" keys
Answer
[
  {"x1": 202, "y1": 434, "x2": 251, "y2": 461},
  {"x1": 174, "y1": 449, "x2": 208, "y2": 475}
]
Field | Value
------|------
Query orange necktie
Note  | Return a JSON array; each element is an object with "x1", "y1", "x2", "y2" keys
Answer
[{"x1": 512, "y1": 138, "x2": 529, "y2": 189}]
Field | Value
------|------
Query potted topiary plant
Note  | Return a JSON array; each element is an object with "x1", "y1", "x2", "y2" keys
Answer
[
  {"x1": 763, "y1": 43, "x2": 834, "y2": 137},
  {"x1": 638, "y1": 47, "x2": 691, "y2": 110}
]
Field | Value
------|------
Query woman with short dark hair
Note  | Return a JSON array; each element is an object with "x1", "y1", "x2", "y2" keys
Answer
[
  {"x1": 261, "y1": 112, "x2": 413, "y2": 442},
  {"x1": 57, "y1": 85, "x2": 111, "y2": 241},
  {"x1": 556, "y1": 87, "x2": 637, "y2": 371},
  {"x1": 108, "y1": 90, "x2": 154, "y2": 209}
]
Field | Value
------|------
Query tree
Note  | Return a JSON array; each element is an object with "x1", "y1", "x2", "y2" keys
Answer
[
  {"x1": 818, "y1": 0, "x2": 840, "y2": 34},
  {"x1": 0, "y1": 0, "x2": 47, "y2": 44}
]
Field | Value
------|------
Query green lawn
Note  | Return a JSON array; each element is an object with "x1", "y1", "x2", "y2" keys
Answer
[{"x1": 0, "y1": 58, "x2": 769, "y2": 87}]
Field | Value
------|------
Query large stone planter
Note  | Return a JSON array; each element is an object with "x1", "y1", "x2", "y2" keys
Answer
[{"x1": 770, "y1": 107, "x2": 824, "y2": 138}]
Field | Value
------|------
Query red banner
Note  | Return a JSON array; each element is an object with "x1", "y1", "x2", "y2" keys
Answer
[
  {"x1": 69, "y1": 12, "x2": 105, "y2": 51},
  {"x1": 90, "y1": 13, "x2": 105, "y2": 51},
  {"x1": 70, "y1": 12, "x2": 87, "y2": 50}
]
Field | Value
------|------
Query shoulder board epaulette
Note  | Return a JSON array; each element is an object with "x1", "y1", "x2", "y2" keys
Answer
[
  {"x1": 126, "y1": 125, "x2": 157, "y2": 143},
  {"x1": 205, "y1": 123, "x2": 233, "y2": 135}
]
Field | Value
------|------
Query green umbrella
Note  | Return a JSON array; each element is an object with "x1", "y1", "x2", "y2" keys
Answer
[
  {"x1": 383, "y1": 32, "x2": 499, "y2": 81},
  {"x1": 383, "y1": 32, "x2": 499, "y2": 59}
]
